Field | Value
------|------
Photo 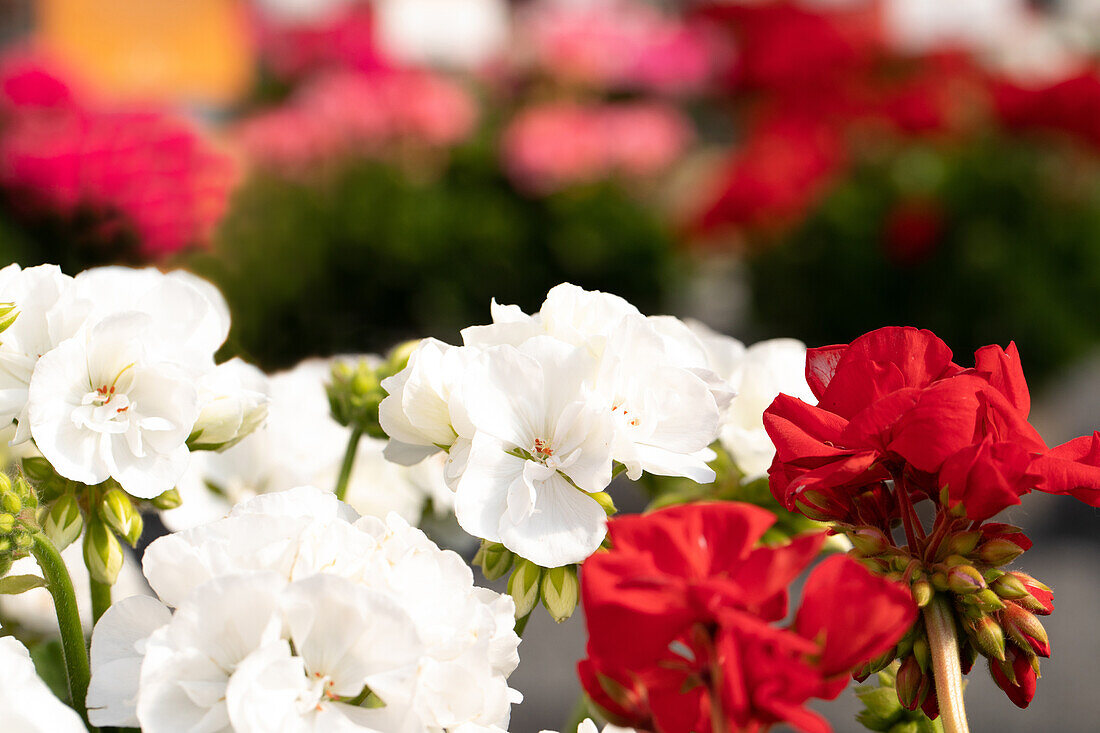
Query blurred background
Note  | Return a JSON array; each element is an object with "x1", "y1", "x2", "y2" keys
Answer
[{"x1": 0, "y1": 0, "x2": 1097, "y2": 730}]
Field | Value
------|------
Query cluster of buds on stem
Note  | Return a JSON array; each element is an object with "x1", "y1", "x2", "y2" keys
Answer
[
  {"x1": 475, "y1": 540, "x2": 581, "y2": 626},
  {"x1": 0, "y1": 473, "x2": 38, "y2": 577},
  {"x1": 327, "y1": 342, "x2": 419, "y2": 439},
  {"x1": 843, "y1": 503, "x2": 1053, "y2": 711}
]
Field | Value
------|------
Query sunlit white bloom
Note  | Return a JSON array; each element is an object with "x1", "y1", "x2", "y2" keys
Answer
[
  {"x1": 540, "y1": 719, "x2": 635, "y2": 733},
  {"x1": 883, "y1": 0, "x2": 1030, "y2": 55},
  {"x1": 0, "y1": 264, "x2": 73, "y2": 444},
  {"x1": 190, "y1": 358, "x2": 269, "y2": 450},
  {"x1": 456, "y1": 337, "x2": 612, "y2": 567},
  {"x1": 0, "y1": 631, "x2": 87, "y2": 732},
  {"x1": 379, "y1": 339, "x2": 476, "y2": 465},
  {"x1": 373, "y1": 0, "x2": 510, "y2": 69},
  {"x1": 0, "y1": 541, "x2": 149, "y2": 634},
  {"x1": 50, "y1": 266, "x2": 229, "y2": 373},
  {"x1": 100, "y1": 486, "x2": 522, "y2": 730},
  {"x1": 28, "y1": 313, "x2": 200, "y2": 497}
]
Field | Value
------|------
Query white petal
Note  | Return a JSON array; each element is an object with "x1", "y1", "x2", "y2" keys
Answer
[
  {"x1": 88, "y1": 596, "x2": 173, "y2": 727},
  {"x1": 498, "y1": 472, "x2": 606, "y2": 567}
]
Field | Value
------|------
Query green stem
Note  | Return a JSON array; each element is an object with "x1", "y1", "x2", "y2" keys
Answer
[
  {"x1": 31, "y1": 532, "x2": 95, "y2": 731},
  {"x1": 334, "y1": 427, "x2": 364, "y2": 502},
  {"x1": 90, "y1": 577, "x2": 111, "y2": 626},
  {"x1": 924, "y1": 595, "x2": 970, "y2": 733}
]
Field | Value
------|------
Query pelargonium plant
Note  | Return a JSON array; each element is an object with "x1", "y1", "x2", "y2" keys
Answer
[{"x1": 0, "y1": 269, "x2": 1094, "y2": 733}]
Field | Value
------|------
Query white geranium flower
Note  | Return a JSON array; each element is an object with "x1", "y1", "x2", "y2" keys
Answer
[
  {"x1": 28, "y1": 313, "x2": 200, "y2": 498},
  {"x1": 379, "y1": 339, "x2": 475, "y2": 465},
  {"x1": 190, "y1": 358, "x2": 269, "y2": 451},
  {"x1": 0, "y1": 263, "x2": 73, "y2": 444},
  {"x1": 373, "y1": 0, "x2": 510, "y2": 69},
  {"x1": 455, "y1": 337, "x2": 612, "y2": 567},
  {"x1": 49, "y1": 266, "x2": 229, "y2": 373},
  {"x1": 597, "y1": 316, "x2": 720, "y2": 483},
  {"x1": 0, "y1": 631, "x2": 87, "y2": 732},
  {"x1": 92, "y1": 486, "x2": 521, "y2": 732}
]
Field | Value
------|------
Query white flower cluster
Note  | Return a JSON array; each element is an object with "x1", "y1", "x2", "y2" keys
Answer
[
  {"x1": 0, "y1": 264, "x2": 267, "y2": 498},
  {"x1": 686, "y1": 321, "x2": 814, "y2": 480},
  {"x1": 88, "y1": 486, "x2": 521, "y2": 732},
  {"x1": 164, "y1": 359, "x2": 452, "y2": 531},
  {"x1": 380, "y1": 284, "x2": 735, "y2": 567},
  {"x1": 0, "y1": 629, "x2": 86, "y2": 732}
]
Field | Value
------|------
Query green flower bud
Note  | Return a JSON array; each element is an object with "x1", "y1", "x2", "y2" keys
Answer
[
  {"x1": 151, "y1": 488, "x2": 182, "y2": 511},
  {"x1": 946, "y1": 564, "x2": 986, "y2": 595},
  {"x1": 911, "y1": 636, "x2": 930, "y2": 674},
  {"x1": 1002, "y1": 603, "x2": 1050, "y2": 658},
  {"x1": 327, "y1": 359, "x2": 387, "y2": 437},
  {"x1": 20, "y1": 457, "x2": 55, "y2": 483},
  {"x1": 0, "y1": 491, "x2": 20, "y2": 515},
  {"x1": 507, "y1": 558, "x2": 543, "y2": 620},
  {"x1": 895, "y1": 656, "x2": 925, "y2": 711},
  {"x1": 945, "y1": 530, "x2": 981, "y2": 558},
  {"x1": 83, "y1": 520, "x2": 124, "y2": 586},
  {"x1": 0, "y1": 513, "x2": 14, "y2": 534},
  {"x1": 0, "y1": 303, "x2": 18, "y2": 334},
  {"x1": 910, "y1": 579, "x2": 933, "y2": 608},
  {"x1": 977, "y1": 538, "x2": 1025, "y2": 567},
  {"x1": 540, "y1": 565, "x2": 579, "y2": 623},
  {"x1": 44, "y1": 495, "x2": 83, "y2": 552},
  {"x1": 974, "y1": 589, "x2": 1006, "y2": 612},
  {"x1": 970, "y1": 615, "x2": 1006, "y2": 661},
  {"x1": 474, "y1": 541, "x2": 514, "y2": 581},
  {"x1": 991, "y1": 573, "x2": 1029, "y2": 600},
  {"x1": 588, "y1": 491, "x2": 616, "y2": 516},
  {"x1": 100, "y1": 489, "x2": 143, "y2": 547},
  {"x1": 850, "y1": 527, "x2": 891, "y2": 557}
]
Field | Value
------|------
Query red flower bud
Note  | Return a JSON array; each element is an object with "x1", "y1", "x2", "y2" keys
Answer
[
  {"x1": 1001, "y1": 603, "x2": 1050, "y2": 658},
  {"x1": 989, "y1": 644, "x2": 1039, "y2": 708}
]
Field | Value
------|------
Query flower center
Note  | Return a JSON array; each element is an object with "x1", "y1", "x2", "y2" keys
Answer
[
  {"x1": 301, "y1": 670, "x2": 339, "y2": 714},
  {"x1": 533, "y1": 437, "x2": 554, "y2": 460},
  {"x1": 73, "y1": 364, "x2": 137, "y2": 434},
  {"x1": 612, "y1": 402, "x2": 641, "y2": 428}
]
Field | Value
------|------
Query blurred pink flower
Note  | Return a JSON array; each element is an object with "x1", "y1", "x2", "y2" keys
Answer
[
  {"x1": 236, "y1": 69, "x2": 477, "y2": 172},
  {"x1": 0, "y1": 56, "x2": 237, "y2": 260},
  {"x1": 502, "y1": 101, "x2": 692, "y2": 193},
  {"x1": 254, "y1": 4, "x2": 392, "y2": 79},
  {"x1": 521, "y1": 0, "x2": 718, "y2": 94}
]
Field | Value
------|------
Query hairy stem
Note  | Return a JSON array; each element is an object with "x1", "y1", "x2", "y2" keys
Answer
[
  {"x1": 924, "y1": 594, "x2": 970, "y2": 733},
  {"x1": 90, "y1": 576, "x2": 112, "y2": 626},
  {"x1": 334, "y1": 427, "x2": 364, "y2": 502},
  {"x1": 31, "y1": 532, "x2": 96, "y2": 731}
]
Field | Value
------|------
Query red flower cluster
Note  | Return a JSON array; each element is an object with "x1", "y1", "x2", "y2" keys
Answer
[
  {"x1": 578, "y1": 502, "x2": 917, "y2": 733},
  {"x1": 0, "y1": 55, "x2": 237, "y2": 260},
  {"x1": 764, "y1": 326, "x2": 1100, "y2": 524}
]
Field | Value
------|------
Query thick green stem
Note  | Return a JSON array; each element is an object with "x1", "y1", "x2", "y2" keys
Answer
[
  {"x1": 334, "y1": 428, "x2": 364, "y2": 502},
  {"x1": 31, "y1": 532, "x2": 95, "y2": 731},
  {"x1": 924, "y1": 595, "x2": 969, "y2": 733},
  {"x1": 90, "y1": 577, "x2": 112, "y2": 626}
]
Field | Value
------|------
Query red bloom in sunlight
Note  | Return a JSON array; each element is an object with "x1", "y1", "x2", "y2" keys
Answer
[
  {"x1": 693, "y1": 117, "x2": 845, "y2": 236},
  {"x1": 763, "y1": 327, "x2": 1062, "y2": 524},
  {"x1": 0, "y1": 58, "x2": 237, "y2": 260},
  {"x1": 993, "y1": 71, "x2": 1100, "y2": 150},
  {"x1": 579, "y1": 502, "x2": 917, "y2": 733}
]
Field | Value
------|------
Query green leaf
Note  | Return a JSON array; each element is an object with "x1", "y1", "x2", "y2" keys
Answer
[{"x1": 0, "y1": 574, "x2": 46, "y2": 594}]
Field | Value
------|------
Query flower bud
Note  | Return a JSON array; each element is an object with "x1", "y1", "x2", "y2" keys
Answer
[
  {"x1": 975, "y1": 589, "x2": 1006, "y2": 612},
  {"x1": 474, "y1": 541, "x2": 514, "y2": 581},
  {"x1": 911, "y1": 636, "x2": 930, "y2": 674},
  {"x1": 327, "y1": 359, "x2": 387, "y2": 438},
  {"x1": 850, "y1": 527, "x2": 891, "y2": 557},
  {"x1": 1001, "y1": 603, "x2": 1050, "y2": 658},
  {"x1": 959, "y1": 638, "x2": 979, "y2": 675},
  {"x1": 992, "y1": 573, "x2": 1029, "y2": 600},
  {"x1": 20, "y1": 457, "x2": 55, "y2": 483},
  {"x1": 507, "y1": 558, "x2": 543, "y2": 620},
  {"x1": 978, "y1": 538, "x2": 1026, "y2": 567},
  {"x1": 945, "y1": 530, "x2": 981, "y2": 558},
  {"x1": 970, "y1": 615, "x2": 1006, "y2": 661},
  {"x1": 190, "y1": 359, "x2": 269, "y2": 452},
  {"x1": 44, "y1": 495, "x2": 83, "y2": 551},
  {"x1": 151, "y1": 488, "x2": 182, "y2": 511},
  {"x1": 0, "y1": 490, "x2": 20, "y2": 515},
  {"x1": 947, "y1": 564, "x2": 986, "y2": 595},
  {"x1": 0, "y1": 514, "x2": 14, "y2": 534},
  {"x1": 911, "y1": 579, "x2": 933, "y2": 608},
  {"x1": 0, "y1": 302, "x2": 18, "y2": 333},
  {"x1": 895, "y1": 656, "x2": 927, "y2": 711},
  {"x1": 99, "y1": 489, "x2": 143, "y2": 547},
  {"x1": 83, "y1": 519, "x2": 124, "y2": 585},
  {"x1": 541, "y1": 565, "x2": 580, "y2": 623},
  {"x1": 588, "y1": 491, "x2": 616, "y2": 516}
]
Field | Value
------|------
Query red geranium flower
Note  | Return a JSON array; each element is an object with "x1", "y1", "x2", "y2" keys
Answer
[{"x1": 579, "y1": 502, "x2": 917, "y2": 733}]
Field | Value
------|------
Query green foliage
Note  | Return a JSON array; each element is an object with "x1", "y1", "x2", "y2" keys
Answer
[
  {"x1": 190, "y1": 137, "x2": 677, "y2": 370},
  {"x1": 855, "y1": 665, "x2": 945, "y2": 733},
  {"x1": 747, "y1": 134, "x2": 1100, "y2": 385}
]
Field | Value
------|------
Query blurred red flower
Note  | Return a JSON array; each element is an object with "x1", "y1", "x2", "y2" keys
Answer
[
  {"x1": 0, "y1": 55, "x2": 237, "y2": 260},
  {"x1": 579, "y1": 502, "x2": 917, "y2": 733}
]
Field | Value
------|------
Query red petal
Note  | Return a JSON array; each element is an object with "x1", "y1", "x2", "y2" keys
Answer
[
  {"x1": 974, "y1": 342, "x2": 1031, "y2": 417},
  {"x1": 805, "y1": 343, "x2": 846, "y2": 401},
  {"x1": 1032, "y1": 432, "x2": 1100, "y2": 506}
]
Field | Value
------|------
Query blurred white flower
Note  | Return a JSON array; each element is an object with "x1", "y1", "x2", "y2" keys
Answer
[
  {"x1": 28, "y1": 313, "x2": 200, "y2": 498},
  {"x1": 95, "y1": 486, "x2": 521, "y2": 731},
  {"x1": 373, "y1": 0, "x2": 510, "y2": 69},
  {"x1": 0, "y1": 632, "x2": 87, "y2": 732}
]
